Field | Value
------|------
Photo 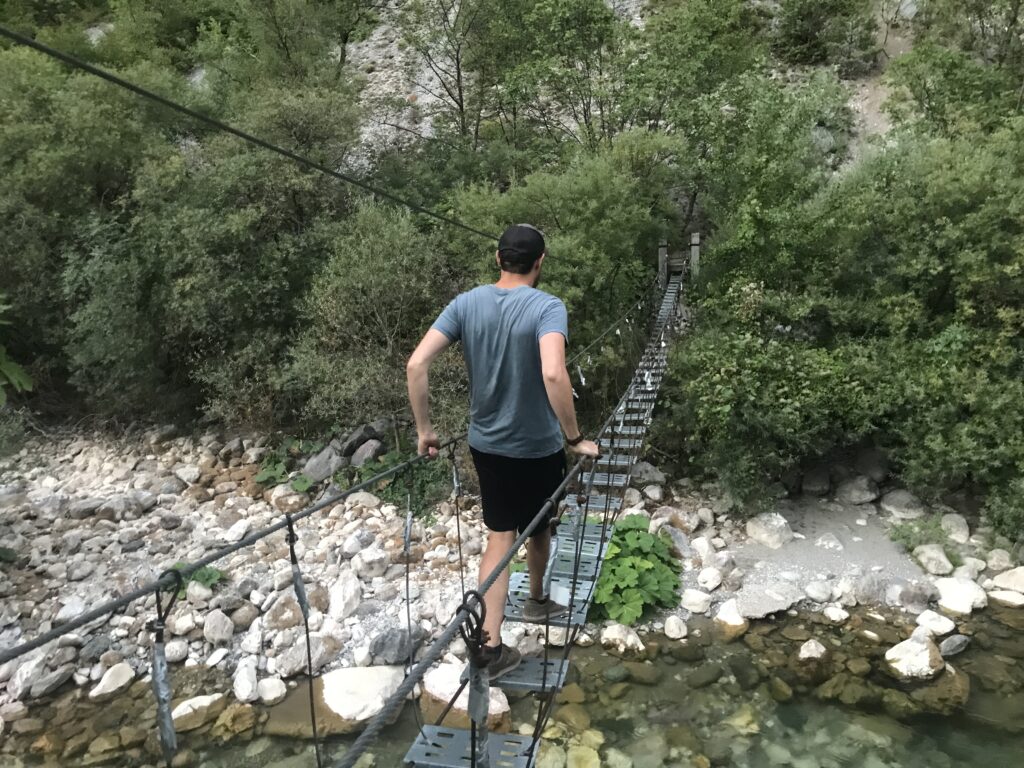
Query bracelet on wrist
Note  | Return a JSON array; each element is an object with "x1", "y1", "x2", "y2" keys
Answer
[{"x1": 566, "y1": 433, "x2": 585, "y2": 446}]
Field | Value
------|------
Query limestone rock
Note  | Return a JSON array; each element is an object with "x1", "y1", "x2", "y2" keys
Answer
[
  {"x1": 823, "y1": 606, "x2": 849, "y2": 624},
  {"x1": 885, "y1": 635, "x2": 943, "y2": 681},
  {"x1": 165, "y1": 639, "x2": 189, "y2": 663},
  {"x1": 680, "y1": 589, "x2": 712, "y2": 614},
  {"x1": 257, "y1": 677, "x2": 287, "y2": 706},
  {"x1": 805, "y1": 580, "x2": 833, "y2": 603},
  {"x1": 642, "y1": 484, "x2": 663, "y2": 502},
  {"x1": 836, "y1": 476, "x2": 879, "y2": 506},
  {"x1": 303, "y1": 445, "x2": 347, "y2": 484},
  {"x1": 798, "y1": 639, "x2": 828, "y2": 661},
  {"x1": 915, "y1": 610, "x2": 955, "y2": 637},
  {"x1": 744, "y1": 512, "x2": 794, "y2": 550},
  {"x1": 993, "y1": 566, "x2": 1024, "y2": 593},
  {"x1": 88, "y1": 662, "x2": 135, "y2": 702},
  {"x1": 351, "y1": 439, "x2": 385, "y2": 468},
  {"x1": 566, "y1": 745, "x2": 600, "y2": 768},
  {"x1": 630, "y1": 461, "x2": 665, "y2": 486},
  {"x1": 909, "y1": 664, "x2": 970, "y2": 715},
  {"x1": 173, "y1": 693, "x2": 227, "y2": 732},
  {"x1": 7, "y1": 654, "x2": 47, "y2": 700},
  {"x1": 914, "y1": 544, "x2": 953, "y2": 576},
  {"x1": 939, "y1": 634, "x2": 970, "y2": 658},
  {"x1": 265, "y1": 592, "x2": 303, "y2": 631},
  {"x1": 935, "y1": 577, "x2": 988, "y2": 616},
  {"x1": 940, "y1": 513, "x2": 970, "y2": 544},
  {"x1": 204, "y1": 609, "x2": 235, "y2": 644},
  {"x1": 274, "y1": 633, "x2": 342, "y2": 677},
  {"x1": 328, "y1": 570, "x2": 362, "y2": 620},
  {"x1": 880, "y1": 490, "x2": 924, "y2": 519},
  {"x1": 989, "y1": 589, "x2": 1024, "y2": 608},
  {"x1": 353, "y1": 547, "x2": 388, "y2": 579},
  {"x1": 233, "y1": 657, "x2": 259, "y2": 703},
  {"x1": 713, "y1": 598, "x2": 748, "y2": 642},
  {"x1": 734, "y1": 581, "x2": 804, "y2": 619},
  {"x1": 600, "y1": 624, "x2": 644, "y2": 657},
  {"x1": 697, "y1": 567, "x2": 723, "y2": 591},
  {"x1": 986, "y1": 549, "x2": 1014, "y2": 572},
  {"x1": 664, "y1": 616, "x2": 687, "y2": 640},
  {"x1": 421, "y1": 663, "x2": 510, "y2": 732},
  {"x1": 320, "y1": 666, "x2": 405, "y2": 732}
]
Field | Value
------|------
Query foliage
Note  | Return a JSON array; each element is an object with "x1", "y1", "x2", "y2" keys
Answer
[
  {"x1": 253, "y1": 435, "x2": 323, "y2": 486},
  {"x1": 0, "y1": 409, "x2": 28, "y2": 458},
  {"x1": 656, "y1": 109, "x2": 1024, "y2": 532},
  {"x1": 289, "y1": 203, "x2": 465, "y2": 431},
  {"x1": 591, "y1": 514, "x2": 680, "y2": 625},
  {"x1": 889, "y1": 516, "x2": 962, "y2": 566},
  {"x1": 986, "y1": 477, "x2": 1024, "y2": 544},
  {"x1": 172, "y1": 562, "x2": 226, "y2": 596},
  {"x1": 0, "y1": 296, "x2": 33, "y2": 409},
  {"x1": 340, "y1": 449, "x2": 452, "y2": 512},
  {"x1": 774, "y1": 0, "x2": 879, "y2": 77},
  {"x1": 888, "y1": 516, "x2": 946, "y2": 551}
]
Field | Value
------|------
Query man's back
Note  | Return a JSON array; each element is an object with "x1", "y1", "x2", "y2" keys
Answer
[{"x1": 433, "y1": 284, "x2": 567, "y2": 458}]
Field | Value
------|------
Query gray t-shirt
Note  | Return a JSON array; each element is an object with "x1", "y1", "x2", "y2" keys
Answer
[{"x1": 432, "y1": 285, "x2": 568, "y2": 458}]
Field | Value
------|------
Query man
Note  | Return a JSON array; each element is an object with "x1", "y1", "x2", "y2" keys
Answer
[{"x1": 406, "y1": 223, "x2": 600, "y2": 679}]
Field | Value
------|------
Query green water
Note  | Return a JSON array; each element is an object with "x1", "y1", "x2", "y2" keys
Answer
[
  {"x1": 5, "y1": 607, "x2": 1023, "y2": 768},
  {"x1": 180, "y1": 611, "x2": 1024, "y2": 768}
]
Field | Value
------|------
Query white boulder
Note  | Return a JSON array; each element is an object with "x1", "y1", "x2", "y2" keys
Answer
[
  {"x1": 915, "y1": 610, "x2": 955, "y2": 637},
  {"x1": 664, "y1": 616, "x2": 688, "y2": 640},
  {"x1": 745, "y1": 512, "x2": 794, "y2": 550},
  {"x1": 935, "y1": 578, "x2": 988, "y2": 616},
  {"x1": 680, "y1": 589, "x2": 712, "y2": 614},
  {"x1": 885, "y1": 635, "x2": 943, "y2": 681},
  {"x1": 993, "y1": 566, "x2": 1024, "y2": 593},
  {"x1": 599, "y1": 624, "x2": 644, "y2": 656}
]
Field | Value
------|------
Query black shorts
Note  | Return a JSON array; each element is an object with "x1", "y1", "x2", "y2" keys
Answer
[{"x1": 470, "y1": 447, "x2": 567, "y2": 538}]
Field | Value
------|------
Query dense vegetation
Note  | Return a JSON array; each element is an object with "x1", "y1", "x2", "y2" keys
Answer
[
  {"x1": 655, "y1": 0, "x2": 1024, "y2": 539},
  {"x1": 1, "y1": 1, "x2": 1021, "y2": 538}
]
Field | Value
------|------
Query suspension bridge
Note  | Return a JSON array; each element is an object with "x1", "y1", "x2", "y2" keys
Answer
[{"x1": 0, "y1": 22, "x2": 695, "y2": 768}]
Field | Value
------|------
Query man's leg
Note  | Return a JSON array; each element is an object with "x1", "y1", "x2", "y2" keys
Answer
[
  {"x1": 479, "y1": 529, "x2": 516, "y2": 648},
  {"x1": 527, "y1": 526, "x2": 551, "y2": 599}
]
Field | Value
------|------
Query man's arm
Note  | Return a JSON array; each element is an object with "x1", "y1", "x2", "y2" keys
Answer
[
  {"x1": 407, "y1": 329, "x2": 453, "y2": 457},
  {"x1": 539, "y1": 332, "x2": 599, "y2": 457}
]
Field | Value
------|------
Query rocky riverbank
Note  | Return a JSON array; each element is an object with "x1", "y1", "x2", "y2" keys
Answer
[{"x1": 0, "y1": 429, "x2": 1022, "y2": 766}]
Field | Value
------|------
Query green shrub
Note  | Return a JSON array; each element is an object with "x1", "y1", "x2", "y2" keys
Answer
[
  {"x1": 341, "y1": 449, "x2": 452, "y2": 513},
  {"x1": 987, "y1": 478, "x2": 1024, "y2": 545},
  {"x1": 289, "y1": 203, "x2": 466, "y2": 432},
  {"x1": 591, "y1": 515, "x2": 681, "y2": 625},
  {"x1": 172, "y1": 563, "x2": 226, "y2": 596},
  {"x1": 0, "y1": 409, "x2": 28, "y2": 458},
  {"x1": 889, "y1": 516, "x2": 962, "y2": 566},
  {"x1": 774, "y1": 0, "x2": 878, "y2": 77}
]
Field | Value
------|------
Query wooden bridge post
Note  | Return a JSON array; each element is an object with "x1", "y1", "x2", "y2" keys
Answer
[
  {"x1": 658, "y1": 241, "x2": 668, "y2": 291},
  {"x1": 689, "y1": 232, "x2": 701, "y2": 279}
]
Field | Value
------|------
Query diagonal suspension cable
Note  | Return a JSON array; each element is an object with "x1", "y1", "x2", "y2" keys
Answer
[{"x1": 0, "y1": 25, "x2": 499, "y2": 243}]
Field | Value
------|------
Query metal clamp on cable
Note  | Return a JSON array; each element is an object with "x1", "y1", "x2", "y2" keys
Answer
[
  {"x1": 284, "y1": 514, "x2": 323, "y2": 768},
  {"x1": 285, "y1": 514, "x2": 310, "y2": 622},
  {"x1": 458, "y1": 590, "x2": 491, "y2": 767},
  {"x1": 148, "y1": 569, "x2": 184, "y2": 768}
]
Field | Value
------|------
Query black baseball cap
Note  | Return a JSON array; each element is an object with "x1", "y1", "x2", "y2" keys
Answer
[{"x1": 498, "y1": 224, "x2": 545, "y2": 264}]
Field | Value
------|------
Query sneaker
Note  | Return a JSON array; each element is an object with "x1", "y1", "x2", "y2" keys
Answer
[
  {"x1": 485, "y1": 643, "x2": 522, "y2": 681},
  {"x1": 522, "y1": 595, "x2": 569, "y2": 622}
]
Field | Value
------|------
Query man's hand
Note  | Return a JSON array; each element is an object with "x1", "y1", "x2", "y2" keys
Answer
[
  {"x1": 418, "y1": 430, "x2": 440, "y2": 458},
  {"x1": 568, "y1": 439, "x2": 600, "y2": 458}
]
